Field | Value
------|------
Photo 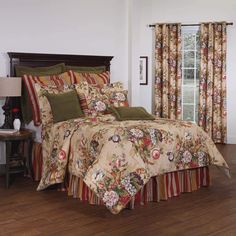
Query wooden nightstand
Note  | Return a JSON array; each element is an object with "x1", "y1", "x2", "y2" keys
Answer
[{"x1": 0, "y1": 129, "x2": 34, "y2": 188}]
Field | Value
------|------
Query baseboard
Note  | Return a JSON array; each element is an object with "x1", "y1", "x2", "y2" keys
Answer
[{"x1": 227, "y1": 135, "x2": 236, "y2": 144}]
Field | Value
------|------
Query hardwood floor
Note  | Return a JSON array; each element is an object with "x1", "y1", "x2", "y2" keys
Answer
[{"x1": 0, "y1": 144, "x2": 235, "y2": 236}]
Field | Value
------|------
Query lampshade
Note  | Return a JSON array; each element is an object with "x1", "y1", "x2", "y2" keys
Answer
[{"x1": 0, "y1": 77, "x2": 22, "y2": 97}]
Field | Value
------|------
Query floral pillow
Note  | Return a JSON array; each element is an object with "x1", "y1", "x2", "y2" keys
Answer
[
  {"x1": 100, "y1": 82, "x2": 129, "y2": 107},
  {"x1": 73, "y1": 81, "x2": 110, "y2": 116},
  {"x1": 34, "y1": 83, "x2": 72, "y2": 127}
]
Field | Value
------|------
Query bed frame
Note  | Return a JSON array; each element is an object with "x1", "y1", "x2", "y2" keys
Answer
[{"x1": 8, "y1": 52, "x2": 113, "y2": 77}]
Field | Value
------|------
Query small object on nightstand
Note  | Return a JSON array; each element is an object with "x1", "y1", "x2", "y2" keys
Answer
[
  {"x1": 12, "y1": 107, "x2": 21, "y2": 131},
  {"x1": 13, "y1": 118, "x2": 21, "y2": 131},
  {"x1": 0, "y1": 129, "x2": 34, "y2": 188}
]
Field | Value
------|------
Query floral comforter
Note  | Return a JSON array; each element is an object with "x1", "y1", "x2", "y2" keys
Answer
[{"x1": 38, "y1": 115, "x2": 229, "y2": 214}]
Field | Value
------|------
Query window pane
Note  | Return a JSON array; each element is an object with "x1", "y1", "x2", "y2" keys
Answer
[
  {"x1": 183, "y1": 105, "x2": 194, "y2": 121},
  {"x1": 184, "y1": 51, "x2": 195, "y2": 68},
  {"x1": 183, "y1": 69, "x2": 194, "y2": 85},
  {"x1": 196, "y1": 68, "x2": 200, "y2": 81},
  {"x1": 196, "y1": 50, "x2": 200, "y2": 68},
  {"x1": 183, "y1": 86, "x2": 194, "y2": 103},
  {"x1": 195, "y1": 86, "x2": 199, "y2": 102},
  {"x1": 196, "y1": 31, "x2": 200, "y2": 50},
  {"x1": 184, "y1": 33, "x2": 195, "y2": 50},
  {"x1": 181, "y1": 28, "x2": 200, "y2": 123}
]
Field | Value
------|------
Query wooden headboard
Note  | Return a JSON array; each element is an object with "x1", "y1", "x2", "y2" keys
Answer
[{"x1": 8, "y1": 52, "x2": 113, "y2": 77}]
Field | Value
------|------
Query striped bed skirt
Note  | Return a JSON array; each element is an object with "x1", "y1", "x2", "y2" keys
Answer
[
  {"x1": 31, "y1": 142, "x2": 210, "y2": 208},
  {"x1": 67, "y1": 167, "x2": 210, "y2": 208}
]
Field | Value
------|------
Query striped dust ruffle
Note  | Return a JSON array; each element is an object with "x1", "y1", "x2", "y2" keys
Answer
[
  {"x1": 67, "y1": 167, "x2": 210, "y2": 208},
  {"x1": 32, "y1": 142, "x2": 43, "y2": 181}
]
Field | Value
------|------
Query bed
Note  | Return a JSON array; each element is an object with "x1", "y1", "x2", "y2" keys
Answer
[{"x1": 8, "y1": 52, "x2": 229, "y2": 214}]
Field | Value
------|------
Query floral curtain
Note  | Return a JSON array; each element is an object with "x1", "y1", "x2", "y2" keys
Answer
[
  {"x1": 154, "y1": 23, "x2": 182, "y2": 119},
  {"x1": 198, "y1": 22, "x2": 227, "y2": 143}
]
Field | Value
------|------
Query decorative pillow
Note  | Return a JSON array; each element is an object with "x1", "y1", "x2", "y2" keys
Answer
[
  {"x1": 65, "y1": 65, "x2": 106, "y2": 73},
  {"x1": 22, "y1": 72, "x2": 71, "y2": 126},
  {"x1": 45, "y1": 89, "x2": 84, "y2": 123},
  {"x1": 109, "y1": 106, "x2": 155, "y2": 121},
  {"x1": 69, "y1": 70, "x2": 110, "y2": 87},
  {"x1": 101, "y1": 82, "x2": 129, "y2": 107},
  {"x1": 15, "y1": 63, "x2": 66, "y2": 77},
  {"x1": 16, "y1": 63, "x2": 66, "y2": 124},
  {"x1": 73, "y1": 81, "x2": 110, "y2": 116},
  {"x1": 34, "y1": 84, "x2": 72, "y2": 126}
]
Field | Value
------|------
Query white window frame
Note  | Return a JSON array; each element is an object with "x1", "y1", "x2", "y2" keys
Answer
[{"x1": 181, "y1": 26, "x2": 200, "y2": 123}]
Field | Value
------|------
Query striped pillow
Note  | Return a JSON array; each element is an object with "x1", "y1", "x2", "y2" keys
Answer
[
  {"x1": 69, "y1": 70, "x2": 110, "y2": 87},
  {"x1": 22, "y1": 72, "x2": 71, "y2": 126}
]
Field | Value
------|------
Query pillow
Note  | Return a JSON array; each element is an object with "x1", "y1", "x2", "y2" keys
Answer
[
  {"x1": 101, "y1": 82, "x2": 129, "y2": 107},
  {"x1": 45, "y1": 89, "x2": 84, "y2": 123},
  {"x1": 65, "y1": 65, "x2": 106, "y2": 73},
  {"x1": 15, "y1": 63, "x2": 66, "y2": 124},
  {"x1": 15, "y1": 63, "x2": 66, "y2": 77},
  {"x1": 69, "y1": 70, "x2": 110, "y2": 87},
  {"x1": 22, "y1": 72, "x2": 71, "y2": 126},
  {"x1": 109, "y1": 107, "x2": 155, "y2": 121},
  {"x1": 34, "y1": 84, "x2": 72, "y2": 126},
  {"x1": 74, "y1": 81, "x2": 110, "y2": 116}
]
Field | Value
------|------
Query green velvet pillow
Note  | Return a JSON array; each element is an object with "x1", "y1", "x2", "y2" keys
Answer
[
  {"x1": 45, "y1": 90, "x2": 84, "y2": 123},
  {"x1": 110, "y1": 106, "x2": 155, "y2": 121},
  {"x1": 15, "y1": 63, "x2": 66, "y2": 124},
  {"x1": 15, "y1": 63, "x2": 66, "y2": 77},
  {"x1": 65, "y1": 65, "x2": 106, "y2": 73}
]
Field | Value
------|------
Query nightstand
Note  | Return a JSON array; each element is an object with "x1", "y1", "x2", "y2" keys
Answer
[{"x1": 0, "y1": 129, "x2": 34, "y2": 188}]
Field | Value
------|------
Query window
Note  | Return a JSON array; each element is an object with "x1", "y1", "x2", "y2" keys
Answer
[{"x1": 181, "y1": 27, "x2": 200, "y2": 123}]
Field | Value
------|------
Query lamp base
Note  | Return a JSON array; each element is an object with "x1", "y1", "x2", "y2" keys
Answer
[{"x1": 1, "y1": 101, "x2": 12, "y2": 129}]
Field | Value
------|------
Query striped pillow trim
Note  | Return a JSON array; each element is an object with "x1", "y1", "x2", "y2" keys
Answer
[{"x1": 78, "y1": 93, "x2": 89, "y2": 115}]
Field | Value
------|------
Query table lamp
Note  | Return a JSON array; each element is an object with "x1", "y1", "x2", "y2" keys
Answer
[{"x1": 0, "y1": 77, "x2": 22, "y2": 129}]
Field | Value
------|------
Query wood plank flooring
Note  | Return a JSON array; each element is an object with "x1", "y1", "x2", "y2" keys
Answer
[{"x1": 0, "y1": 144, "x2": 235, "y2": 236}]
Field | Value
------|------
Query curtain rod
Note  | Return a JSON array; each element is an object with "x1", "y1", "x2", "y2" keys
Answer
[{"x1": 148, "y1": 22, "x2": 233, "y2": 27}]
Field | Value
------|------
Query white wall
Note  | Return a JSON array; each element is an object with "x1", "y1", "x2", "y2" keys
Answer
[
  {"x1": 133, "y1": 0, "x2": 236, "y2": 144},
  {"x1": 0, "y1": 0, "x2": 129, "y2": 89}
]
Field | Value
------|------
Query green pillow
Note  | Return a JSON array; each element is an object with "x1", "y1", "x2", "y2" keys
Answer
[
  {"x1": 45, "y1": 90, "x2": 84, "y2": 123},
  {"x1": 110, "y1": 106, "x2": 155, "y2": 121},
  {"x1": 15, "y1": 63, "x2": 66, "y2": 77},
  {"x1": 65, "y1": 65, "x2": 106, "y2": 73},
  {"x1": 15, "y1": 63, "x2": 66, "y2": 124}
]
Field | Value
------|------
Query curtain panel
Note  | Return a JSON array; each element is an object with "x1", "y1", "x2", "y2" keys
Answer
[
  {"x1": 154, "y1": 24, "x2": 182, "y2": 120},
  {"x1": 199, "y1": 22, "x2": 227, "y2": 143}
]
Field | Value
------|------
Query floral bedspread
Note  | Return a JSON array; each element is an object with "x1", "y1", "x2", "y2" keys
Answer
[{"x1": 37, "y1": 115, "x2": 229, "y2": 214}]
